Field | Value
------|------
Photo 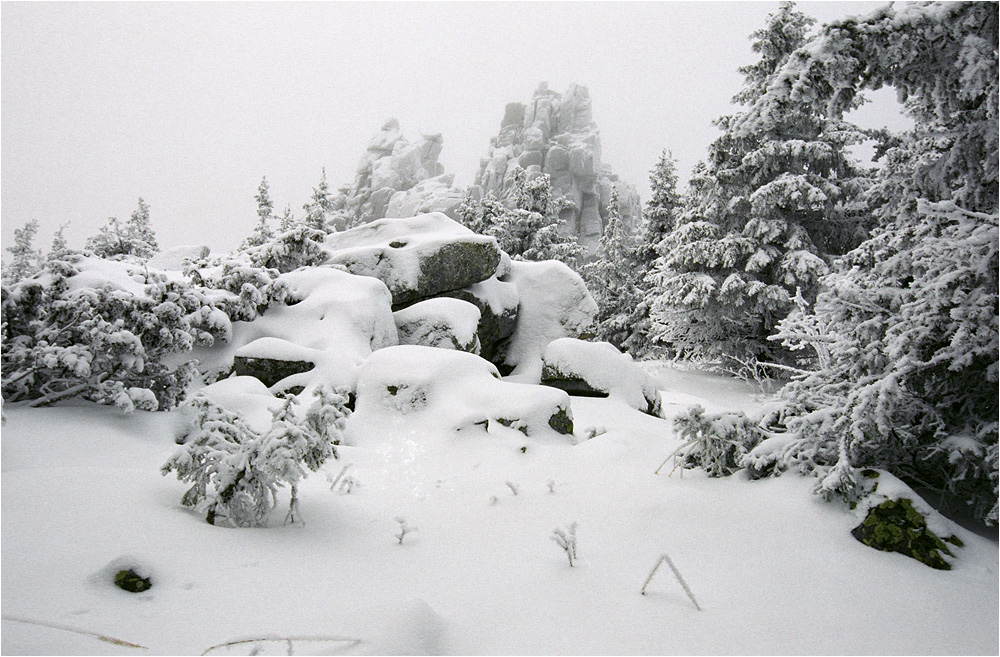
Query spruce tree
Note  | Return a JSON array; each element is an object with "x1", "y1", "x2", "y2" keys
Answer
[
  {"x1": 759, "y1": 1, "x2": 998, "y2": 523},
  {"x1": 244, "y1": 176, "x2": 275, "y2": 248},
  {"x1": 85, "y1": 198, "x2": 160, "y2": 260},
  {"x1": 2, "y1": 220, "x2": 42, "y2": 284},
  {"x1": 647, "y1": 1, "x2": 869, "y2": 369},
  {"x1": 583, "y1": 188, "x2": 644, "y2": 350},
  {"x1": 303, "y1": 168, "x2": 335, "y2": 232}
]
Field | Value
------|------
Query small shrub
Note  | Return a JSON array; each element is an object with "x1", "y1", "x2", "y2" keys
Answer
[
  {"x1": 852, "y1": 498, "x2": 963, "y2": 570},
  {"x1": 660, "y1": 405, "x2": 763, "y2": 477}
]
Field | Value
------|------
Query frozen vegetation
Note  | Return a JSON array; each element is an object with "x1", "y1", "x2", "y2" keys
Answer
[{"x1": 2, "y1": 1, "x2": 997, "y2": 654}]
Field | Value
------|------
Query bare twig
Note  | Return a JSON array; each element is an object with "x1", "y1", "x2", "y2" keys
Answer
[
  {"x1": 1, "y1": 615, "x2": 148, "y2": 649},
  {"x1": 640, "y1": 553, "x2": 701, "y2": 610},
  {"x1": 200, "y1": 635, "x2": 362, "y2": 656}
]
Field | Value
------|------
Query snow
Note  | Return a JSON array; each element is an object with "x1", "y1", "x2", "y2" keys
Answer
[
  {"x1": 393, "y1": 298, "x2": 481, "y2": 352},
  {"x1": 63, "y1": 255, "x2": 154, "y2": 297},
  {"x1": 145, "y1": 245, "x2": 211, "y2": 271},
  {"x1": 501, "y1": 259, "x2": 599, "y2": 381},
  {"x1": 194, "y1": 267, "x2": 397, "y2": 395},
  {"x1": 352, "y1": 345, "x2": 572, "y2": 440},
  {"x1": 2, "y1": 367, "x2": 996, "y2": 655},
  {"x1": 542, "y1": 338, "x2": 661, "y2": 414}
]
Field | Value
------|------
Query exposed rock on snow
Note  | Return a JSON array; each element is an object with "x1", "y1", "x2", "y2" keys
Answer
[
  {"x1": 499, "y1": 260, "x2": 598, "y2": 380},
  {"x1": 541, "y1": 338, "x2": 663, "y2": 416},
  {"x1": 146, "y1": 245, "x2": 211, "y2": 271},
  {"x1": 394, "y1": 297, "x2": 482, "y2": 353},
  {"x1": 471, "y1": 82, "x2": 642, "y2": 254},
  {"x1": 353, "y1": 345, "x2": 574, "y2": 438},
  {"x1": 323, "y1": 212, "x2": 502, "y2": 306},
  {"x1": 334, "y1": 118, "x2": 466, "y2": 225},
  {"x1": 233, "y1": 337, "x2": 317, "y2": 389}
]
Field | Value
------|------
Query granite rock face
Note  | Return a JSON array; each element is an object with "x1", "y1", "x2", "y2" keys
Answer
[
  {"x1": 335, "y1": 119, "x2": 466, "y2": 225},
  {"x1": 471, "y1": 83, "x2": 642, "y2": 254}
]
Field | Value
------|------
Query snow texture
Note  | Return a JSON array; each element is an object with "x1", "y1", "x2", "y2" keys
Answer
[
  {"x1": 352, "y1": 344, "x2": 573, "y2": 439},
  {"x1": 145, "y1": 245, "x2": 211, "y2": 271}
]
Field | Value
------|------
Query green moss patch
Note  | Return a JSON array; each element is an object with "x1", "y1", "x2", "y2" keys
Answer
[
  {"x1": 114, "y1": 569, "x2": 152, "y2": 593},
  {"x1": 851, "y1": 498, "x2": 962, "y2": 570}
]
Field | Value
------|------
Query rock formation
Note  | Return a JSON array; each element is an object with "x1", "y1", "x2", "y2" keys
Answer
[
  {"x1": 470, "y1": 83, "x2": 642, "y2": 254},
  {"x1": 334, "y1": 119, "x2": 466, "y2": 225}
]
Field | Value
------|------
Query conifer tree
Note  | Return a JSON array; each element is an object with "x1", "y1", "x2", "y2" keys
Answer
[
  {"x1": 244, "y1": 176, "x2": 275, "y2": 248},
  {"x1": 2, "y1": 220, "x2": 42, "y2": 284},
  {"x1": 85, "y1": 198, "x2": 160, "y2": 260},
  {"x1": 756, "y1": 1, "x2": 998, "y2": 523},
  {"x1": 47, "y1": 222, "x2": 71, "y2": 263},
  {"x1": 303, "y1": 168, "x2": 335, "y2": 232},
  {"x1": 647, "y1": 1, "x2": 869, "y2": 369},
  {"x1": 583, "y1": 188, "x2": 644, "y2": 350}
]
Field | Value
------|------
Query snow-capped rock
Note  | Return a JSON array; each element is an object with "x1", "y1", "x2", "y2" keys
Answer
[
  {"x1": 394, "y1": 297, "x2": 482, "y2": 353},
  {"x1": 323, "y1": 212, "x2": 502, "y2": 306},
  {"x1": 438, "y1": 275, "x2": 520, "y2": 364},
  {"x1": 500, "y1": 259, "x2": 598, "y2": 381},
  {"x1": 471, "y1": 82, "x2": 642, "y2": 254},
  {"x1": 352, "y1": 345, "x2": 574, "y2": 438},
  {"x1": 146, "y1": 245, "x2": 211, "y2": 271},
  {"x1": 541, "y1": 338, "x2": 662, "y2": 416}
]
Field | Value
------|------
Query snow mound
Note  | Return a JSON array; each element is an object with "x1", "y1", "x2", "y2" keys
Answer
[
  {"x1": 322, "y1": 212, "x2": 501, "y2": 306},
  {"x1": 146, "y1": 245, "x2": 210, "y2": 271},
  {"x1": 394, "y1": 297, "x2": 482, "y2": 353},
  {"x1": 193, "y1": 376, "x2": 278, "y2": 433},
  {"x1": 500, "y1": 260, "x2": 597, "y2": 380},
  {"x1": 541, "y1": 338, "x2": 663, "y2": 416},
  {"x1": 352, "y1": 345, "x2": 574, "y2": 438},
  {"x1": 216, "y1": 267, "x2": 397, "y2": 395}
]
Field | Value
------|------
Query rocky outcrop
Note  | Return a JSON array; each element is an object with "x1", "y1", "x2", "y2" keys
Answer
[
  {"x1": 471, "y1": 83, "x2": 642, "y2": 254},
  {"x1": 334, "y1": 119, "x2": 466, "y2": 225}
]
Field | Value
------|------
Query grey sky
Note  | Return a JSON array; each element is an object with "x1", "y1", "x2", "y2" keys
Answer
[{"x1": 2, "y1": 1, "x2": 906, "y2": 254}]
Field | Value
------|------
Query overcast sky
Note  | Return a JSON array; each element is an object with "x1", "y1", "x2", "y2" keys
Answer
[{"x1": 2, "y1": 1, "x2": 907, "y2": 254}]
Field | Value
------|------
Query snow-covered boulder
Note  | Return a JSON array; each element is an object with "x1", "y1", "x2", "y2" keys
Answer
[
  {"x1": 439, "y1": 275, "x2": 520, "y2": 364},
  {"x1": 323, "y1": 212, "x2": 502, "y2": 306},
  {"x1": 500, "y1": 260, "x2": 597, "y2": 380},
  {"x1": 352, "y1": 345, "x2": 574, "y2": 438},
  {"x1": 233, "y1": 337, "x2": 317, "y2": 389},
  {"x1": 146, "y1": 245, "x2": 210, "y2": 271},
  {"x1": 214, "y1": 267, "x2": 397, "y2": 395},
  {"x1": 541, "y1": 338, "x2": 662, "y2": 416},
  {"x1": 394, "y1": 297, "x2": 482, "y2": 353}
]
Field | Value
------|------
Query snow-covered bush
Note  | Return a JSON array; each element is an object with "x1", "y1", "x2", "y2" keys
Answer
[
  {"x1": 162, "y1": 384, "x2": 350, "y2": 527},
  {"x1": 85, "y1": 198, "x2": 160, "y2": 261},
  {"x1": 668, "y1": 405, "x2": 764, "y2": 478},
  {"x1": 1, "y1": 254, "x2": 230, "y2": 410}
]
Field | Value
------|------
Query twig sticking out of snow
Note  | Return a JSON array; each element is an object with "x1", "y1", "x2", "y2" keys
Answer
[
  {"x1": 641, "y1": 553, "x2": 701, "y2": 610},
  {"x1": 1, "y1": 615, "x2": 148, "y2": 649},
  {"x1": 394, "y1": 516, "x2": 417, "y2": 545},
  {"x1": 551, "y1": 522, "x2": 578, "y2": 567},
  {"x1": 505, "y1": 481, "x2": 520, "y2": 496},
  {"x1": 546, "y1": 479, "x2": 556, "y2": 493},
  {"x1": 200, "y1": 635, "x2": 362, "y2": 656}
]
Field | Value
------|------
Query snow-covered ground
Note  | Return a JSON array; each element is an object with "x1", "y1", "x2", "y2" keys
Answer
[{"x1": 2, "y1": 365, "x2": 997, "y2": 655}]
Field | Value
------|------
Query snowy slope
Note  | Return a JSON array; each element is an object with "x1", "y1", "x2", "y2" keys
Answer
[{"x1": 1, "y1": 365, "x2": 997, "y2": 655}]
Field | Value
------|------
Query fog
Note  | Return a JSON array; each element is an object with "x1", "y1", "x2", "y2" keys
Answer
[{"x1": 2, "y1": 1, "x2": 905, "y2": 254}]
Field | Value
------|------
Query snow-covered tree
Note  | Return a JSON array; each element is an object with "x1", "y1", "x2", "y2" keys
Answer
[
  {"x1": 243, "y1": 176, "x2": 275, "y2": 248},
  {"x1": 47, "y1": 223, "x2": 71, "y2": 263},
  {"x1": 459, "y1": 167, "x2": 585, "y2": 268},
  {"x1": 2, "y1": 220, "x2": 42, "y2": 284},
  {"x1": 753, "y1": 1, "x2": 998, "y2": 524},
  {"x1": 85, "y1": 198, "x2": 160, "y2": 260},
  {"x1": 278, "y1": 204, "x2": 295, "y2": 232},
  {"x1": 162, "y1": 386, "x2": 349, "y2": 527},
  {"x1": 583, "y1": 188, "x2": 644, "y2": 350},
  {"x1": 303, "y1": 168, "x2": 336, "y2": 233},
  {"x1": 647, "y1": 1, "x2": 870, "y2": 369}
]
